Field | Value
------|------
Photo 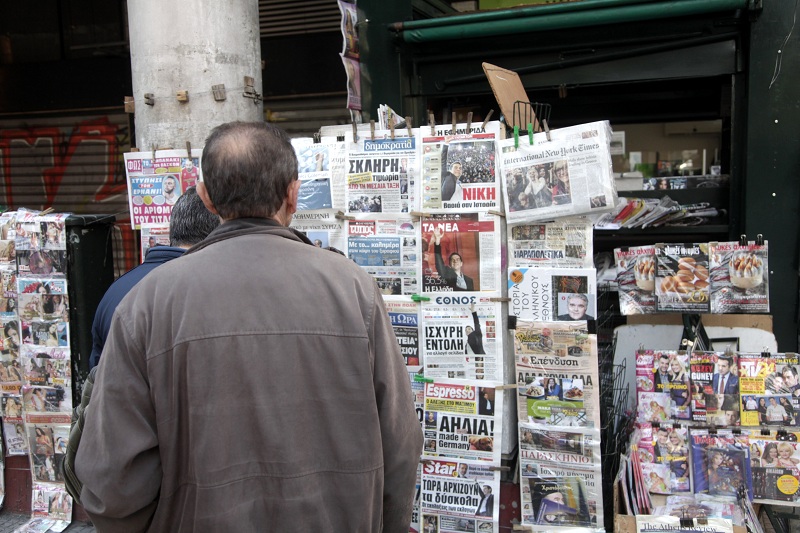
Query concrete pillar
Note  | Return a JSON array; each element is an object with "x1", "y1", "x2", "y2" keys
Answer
[{"x1": 127, "y1": 0, "x2": 263, "y2": 149}]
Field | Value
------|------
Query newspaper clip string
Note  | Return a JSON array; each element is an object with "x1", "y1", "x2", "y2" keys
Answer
[
  {"x1": 487, "y1": 210, "x2": 505, "y2": 217},
  {"x1": 481, "y1": 109, "x2": 494, "y2": 130},
  {"x1": 334, "y1": 211, "x2": 355, "y2": 221},
  {"x1": 488, "y1": 297, "x2": 510, "y2": 302},
  {"x1": 411, "y1": 294, "x2": 431, "y2": 303},
  {"x1": 527, "y1": 122, "x2": 534, "y2": 145},
  {"x1": 405, "y1": 116, "x2": 413, "y2": 138},
  {"x1": 429, "y1": 112, "x2": 435, "y2": 136},
  {"x1": 543, "y1": 118, "x2": 551, "y2": 142},
  {"x1": 739, "y1": 234, "x2": 748, "y2": 246},
  {"x1": 466, "y1": 111, "x2": 473, "y2": 132},
  {"x1": 756, "y1": 233, "x2": 765, "y2": 245},
  {"x1": 451, "y1": 112, "x2": 456, "y2": 135},
  {"x1": 369, "y1": 120, "x2": 376, "y2": 141},
  {"x1": 638, "y1": 344, "x2": 646, "y2": 355},
  {"x1": 488, "y1": 465, "x2": 510, "y2": 472},
  {"x1": 419, "y1": 457, "x2": 434, "y2": 465},
  {"x1": 513, "y1": 126, "x2": 520, "y2": 149},
  {"x1": 352, "y1": 121, "x2": 358, "y2": 143},
  {"x1": 493, "y1": 384, "x2": 518, "y2": 390}
]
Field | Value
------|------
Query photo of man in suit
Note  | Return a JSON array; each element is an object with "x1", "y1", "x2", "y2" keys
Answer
[
  {"x1": 475, "y1": 485, "x2": 494, "y2": 517},
  {"x1": 441, "y1": 161, "x2": 463, "y2": 202},
  {"x1": 712, "y1": 355, "x2": 738, "y2": 395}
]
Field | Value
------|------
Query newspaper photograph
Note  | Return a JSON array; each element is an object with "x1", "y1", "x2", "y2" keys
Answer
[
  {"x1": 499, "y1": 121, "x2": 616, "y2": 225},
  {"x1": 747, "y1": 429, "x2": 800, "y2": 506},
  {"x1": 346, "y1": 217, "x2": 419, "y2": 295},
  {"x1": 124, "y1": 148, "x2": 203, "y2": 229},
  {"x1": 519, "y1": 423, "x2": 601, "y2": 465},
  {"x1": 422, "y1": 380, "x2": 503, "y2": 463},
  {"x1": 514, "y1": 321, "x2": 599, "y2": 428},
  {"x1": 17, "y1": 279, "x2": 68, "y2": 322},
  {"x1": 421, "y1": 213, "x2": 500, "y2": 294},
  {"x1": 420, "y1": 122, "x2": 502, "y2": 212},
  {"x1": 508, "y1": 217, "x2": 594, "y2": 269},
  {"x1": 520, "y1": 461, "x2": 604, "y2": 532},
  {"x1": 655, "y1": 243, "x2": 711, "y2": 313},
  {"x1": 739, "y1": 353, "x2": 799, "y2": 426},
  {"x1": 140, "y1": 223, "x2": 170, "y2": 262},
  {"x1": 635, "y1": 516, "x2": 734, "y2": 533},
  {"x1": 419, "y1": 458, "x2": 500, "y2": 533},
  {"x1": 508, "y1": 268, "x2": 597, "y2": 322},
  {"x1": 346, "y1": 133, "x2": 416, "y2": 215},
  {"x1": 709, "y1": 240, "x2": 769, "y2": 313},
  {"x1": 386, "y1": 298, "x2": 421, "y2": 369},
  {"x1": 421, "y1": 299, "x2": 503, "y2": 381},
  {"x1": 292, "y1": 140, "x2": 337, "y2": 211},
  {"x1": 290, "y1": 212, "x2": 346, "y2": 252},
  {"x1": 615, "y1": 245, "x2": 656, "y2": 315}
]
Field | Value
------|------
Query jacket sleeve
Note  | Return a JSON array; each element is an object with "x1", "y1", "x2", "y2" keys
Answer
[
  {"x1": 369, "y1": 285, "x2": 423, "y2": 533},
  {"x1": 75, "y1": 309, "x2": 161, "y2": 533},
  {"x1": 434, "y1": 243, "x2": 453, "y2": 285}
]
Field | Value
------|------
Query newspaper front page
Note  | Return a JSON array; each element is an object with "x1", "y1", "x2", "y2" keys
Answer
[
  {"x1": 419, "y1": 458, "x2": 500, "y2": 533},
  {"x1": 513, "y1": 321, "x2": 600, "y2": 429},
  {"x1": 499, "y1": 121, "x2": 617, "y2": 224},
  {"x1": 422, "y1": 380, "x2": 503, "y2": 464},
  {"x1": 508, "y1": 218, "x2": 593, "y2": 269},
  {"x1": 386, "y1": 298, "x2": 421, "y2": 370},
  {"x1": 346, "y1": 216, "x2": 419, "y2": 295},
  {"x1": 421, "y1": 300, "x2": 503, "y2": 382},
  {"x1": 290, "y1": 212, "x2": 346, "y2": 252},
  {"x1": 421, "y1": 213, "x2": 501, "y2": 295},
  {"x1": 508, "y1": 268, "x2": 597, "y2": 322},
  {"x1": 292, "y1": 139, "x2": 342, "y2": 211},
  {"x1": 346, "y1": 133, "x2": 417, "y2": 215}
]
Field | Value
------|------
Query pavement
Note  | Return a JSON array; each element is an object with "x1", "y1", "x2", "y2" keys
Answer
[{"x1": 0, "y1": 512, "x2": 95, "y2": 532}]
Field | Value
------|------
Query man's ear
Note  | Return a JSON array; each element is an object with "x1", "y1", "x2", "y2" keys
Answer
[
  {"x1": 196, "y1": 182, "x2": 219, "y2": 215},
  {"x1": 285, "y1": 179, "x2": 301, "y2": 215}
]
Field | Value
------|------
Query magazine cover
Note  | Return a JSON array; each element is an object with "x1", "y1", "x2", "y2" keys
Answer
[
  {"x1": 638, "y1": 350, "x2": 690, "y2": 421},
  {"x1": 739, "y1": 353, "x2": 799, "y2": 426},
  {"x1": 649, "y1": 424, "x2": 690, "y2": 493},
  {"x1": 419, "y1": 458, "x2": 500, "y2": 533},
  {"x1": 421, "y1": 213, "x2": 501, "y2": 294},
  {"x1": 17, "y1": 278, "x2": 69, "y2": 323},
  {"x1": 32, "y1": 483, "x2": 72, "y2": 522},
  {"x1": 707, "y1": 446, "x2": 748, "y2": 498},
  {"x1": 523, "y1": 472, "x2": 603, "y2": 531},
  {"x1": 655, "y1": 243, "x2": 710, "y2": 313},
  {"x1": 508, "y1": 217, "x2": 594, "y2": 269},
  {"x1": 124, "y1": 149, "x2": 203, "y2": 229},
  {"x1": 690, "y1": 352, "x2": 739, "y2": 426},
  {"x1": 345, "y1": 217, "x2": 419, "y2": 295},
  {"x1": 709, "y1": 240, "x2": 769, "y2": 313},
  {"x1": 615, "y1": 245, "x2": 656, "y2": 315},
  {"x1": 498, "y1": 121, "x2": 617, "y2": 225},
  {"x1": 508, "y1": 267, "x2": 597, "y2": 322},
  {"x1": 422, "y1": 379, "x2": 503, "y2": 463},
  {"x1": 747, "y1": 429, "x2": 800, "y2": 506},
  {"x1": 690, "y1": 428, "x2": 752, "y2": 498},
  {"x1": 419, "y1": 122, "x2": 502, "y2": 212},
  {"x1": 345, "y1": 133, "x2": 416, "y2": 215},
  {"x1": 421, "y1": 300, "x2": 503, "y2": 382}
]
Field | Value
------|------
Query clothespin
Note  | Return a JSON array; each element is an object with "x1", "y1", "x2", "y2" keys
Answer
[
  {"x1": 739, "y1": 234, "x2": 748, "y2": 246},
  {"x1": 513, "y1": 125, "x2": 519, "y2": 148},
  {"x1": 494, "y1": 384, "x2": 518, "y2": 390},
  {"x1": 352, "y1": 121, "x2": 358, "y2": 142},
  {"x1": 313, "y1": 132, "x2": 321, "y2": 144},
  {"x1": 429, "y1": 112, "x2": 435, "y2": 136},
  {"x1": 488, "y1": 465, "x2": 510, "y2": 472},
  {"x1": 185, "y1": 141, "x2": 192, "y2": 161},
  {"x1": 405, "y1": 116, "x2": 413, "y2": 138},
  {"x1": 176, "y1": 90, "x2": 189, "y2": 103},
  {"x1": 527, "y1": 122, "x2": 534, "y2": 145},
  {"x1": 123, "y1": 96, "x2": 135, "y2": 113},
  {"x1": 756, "y1": 233, "x2": 765, "y2": 245},
  {"x1": 212, "y1": 84, "x2": 226, "y2": 101},
  {"x1": 487, "y1": 210, "x2": 505, "y2": 217},
  {"x1": 481, "y1": 109, "x2": 494, "y2": 130},
  {"x1": 369, "y1": 120, "x2": 375, "y2": 140},
  {"x1": 152, "y1": 145, "x2": 157, "y2": 162},
  {"x1": 336, "y1": 134, "x2": 345, "y2": 142},
  {"x1": 389, "y1": 119, "x2": 395, "y2": 140},
  {"x1": 144, "y1": 93, "x2": 155, "y2": 106},
  {"x1": 543, "y1": 119, "x2": 551, "y2": 142},
  {"x1": 466, "y1": 112, "x2": 473, "y2": 132},
  {"x1": 451, "y1": 112, "x2": 457, "y2": 135},
  {"x1": 409, "y1": 211, "x2": 427, "y2": 219},
  {"x1": 411, "y1": 294, "x2": 430, "y2": 303},
  {"x1": 334, "y1": 211, "x2": 355, "y2": 221},
  {"x1": 489, "y1": 297, "x2": 510, "y2": 302},
  {"x1": 38, "y1": 207, "x2": 54, "y2": 216},
  {"x1": 413, "y1": 374, "x2": 433, "y2": 383}
]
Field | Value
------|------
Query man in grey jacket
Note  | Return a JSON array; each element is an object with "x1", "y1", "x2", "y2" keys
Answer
[{"x1": 76, "y1": 122, "x2": 423, "y2": 532}]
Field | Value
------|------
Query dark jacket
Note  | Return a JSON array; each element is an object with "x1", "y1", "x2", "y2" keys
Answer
[
  {"x1": 434, "y1": 243, "x2": 474, "y2": 291},
  {"x1": 75, "y1": 218, "x2": 422, "y2": 533}
]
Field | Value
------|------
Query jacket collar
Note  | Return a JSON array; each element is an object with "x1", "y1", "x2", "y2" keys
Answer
[
  {"x1": 185, "y1": 217, "x2": 313, "y2": 255},
  {"x1": 143, "y1": 246, "x2": 186, "y2": 264}
]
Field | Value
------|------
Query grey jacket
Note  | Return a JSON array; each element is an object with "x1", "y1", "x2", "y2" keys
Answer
[{"x1": 75, "y1": 218, "x2": 422, "y2": 532}]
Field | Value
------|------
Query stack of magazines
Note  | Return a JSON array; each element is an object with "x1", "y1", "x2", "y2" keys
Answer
[{"x1": 595, "y1": 196, "x2": 725, "y2": 230}]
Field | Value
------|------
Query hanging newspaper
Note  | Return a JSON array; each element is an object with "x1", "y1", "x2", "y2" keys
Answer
[
  {"x1": 346, "y1": 132, "x2": 417, "y2": 215},
  {"x1": 746, "y1": 429, "x2": 800, "y2": 506},
  {"x1": 421, "y1": 300, "x2": 503, "y2": 382},
  {"x1": 32, "y1": 483, "x2": 73, "y2": 523},
  {"x1": 509, "y1": 217, "x2": 594, "y2": 269},
  {"x1": 635, "y1": 516, "x2": 734, "y2": 533},
  {"x1": 519, "y1": 442, "x2": 605, "y2": 533},
  {"x1": 422, "y1": 380, "x2": 503, "y2": 463},
  {"x1": 409, "y1": 462, "x2": 422, "y2": 533},
  {"x1": 342, "y1": 55, "x2": 361, "y2": 111},
  {"x1": 615, "y1": 245, "x2": 656, "y2": 315},
  {"x1": 290, "y1": 212, "x2": 346, "y2": 252},
  {"x1": 419, "y1": 458, "x2": 500, "y2": 533},
  {"x1": 420, "y1": 122, "x2": 502, "y2": 212},
  {"x1": 513, "y1": 321, "x2": 600, "y2": 429},
  {"x1": 291, "y1": 139, "x2": 344, "y2": 211},
  {"x1": 655, "y1": 243, "x2": 711, "y2": 313},
  {"x1": 709, "y1": 240, "x2": 769, "y2": 313},
  {"x1": 499, "y1": 121, "x2": 617, "y2": 225},
  {"x1": 338, "y1": 0, "x2": 359, "y2": 60},
  {"x1": 124, "y1": 149, "x2": 203, "y2": 229},
  {"x1": 739, "y1": 353, "x2": 799, "y2": 427},
  {"x1": 421, "y1": 213, "x2": 501, "y2": 294},
  {"x1": 508, "y1": 268, "x2": 597, "y2": 322},
  {"x1": 346, "y1": 216, "x2": 419, "y2": 295},
  {"x1": 139, "y1": 223, "x2": 170, "y2": 262},
  {"x1": 386, "y1": 298, "x2": 421, "y2": 370}
]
